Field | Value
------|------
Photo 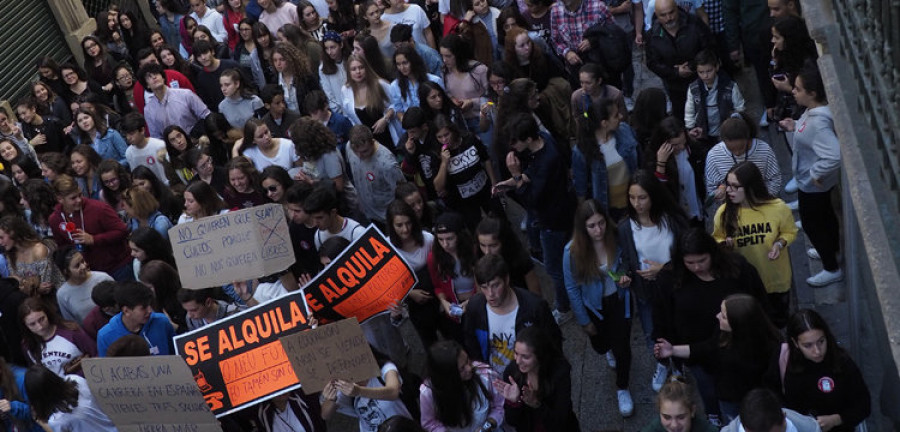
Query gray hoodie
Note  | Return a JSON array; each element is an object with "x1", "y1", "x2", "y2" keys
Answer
[
  {"x1": 721, "y1": 408, "x2": 822, "y2": 432},
  {"x1": 791, "y1": 105, "x2": 841, "y2": 193}
]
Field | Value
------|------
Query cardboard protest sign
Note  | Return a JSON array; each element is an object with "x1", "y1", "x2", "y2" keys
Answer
[
  {"x1": 303, "y1": 226, "x2": 417, "y2": 323},
  {"x1": 82, "y1": 356, "x2": 221, "y2": 432},
  {"x1": 169, "y1": 204, "x2": 294, "y2": 289},
  {"x1": 174, "y1": 292, "x2": 311, "y2": 417},
  {"x1": 280, "y1": 318, "x2": 379, "y2": 394}
]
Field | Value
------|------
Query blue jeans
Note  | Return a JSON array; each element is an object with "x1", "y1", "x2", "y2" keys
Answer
[{"x1": 539, "y1": 228, "x2": 569, "y2": 311}]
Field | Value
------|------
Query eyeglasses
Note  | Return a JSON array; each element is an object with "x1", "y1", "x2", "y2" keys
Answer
[
  {"x1": 724, "y1": 182, "x2": 743, "y2": 190},
  {"x1": 103, "y1": 178, "x2": 119, "y2": 186}
]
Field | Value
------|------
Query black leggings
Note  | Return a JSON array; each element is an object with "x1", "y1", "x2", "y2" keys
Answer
[
  {"x1": 798, "y1": 188, "x2": 840, "y2": 271},
  {"x1": 586, "y1": 293, "x2": 632, "y2": 389}
]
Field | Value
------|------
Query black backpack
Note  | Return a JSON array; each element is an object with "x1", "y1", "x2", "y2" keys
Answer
[{"x1": 583, "y1": 20, "x2": 633, "y2": 75}]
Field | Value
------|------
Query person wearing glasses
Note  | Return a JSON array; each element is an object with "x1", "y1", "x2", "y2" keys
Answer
[{"x1": 712, "y1": 161, "x2": 796, "y2": 327}]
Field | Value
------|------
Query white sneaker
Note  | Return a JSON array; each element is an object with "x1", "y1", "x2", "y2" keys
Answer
[
  {"x1": 807, "y1": 248, "x2": 821, "y2": 260},
  {"x1": 785, "y1": 177, "x2": 799, "y2": 194},
  {"x1": 617, "y1": 389, "x2": 634, "y2": 417},
  {"x1": 552, "y1": 309, "x2": 572, "y2": 325},
  {"x1": 652, "y1": 363, "x2": 668, "y2": 392},
  {"x1": 786, "y1": 200, "x2": 799, "y2": 211},
  {"x1": 606, "y1": 351, "x2": 617, "y2": 369},
  {"x1": 795, "y1": 220, "x2": 803, "y2": 230},
  {"x1": 807, "y1": 269, "x2": 844, "y2": 287}
]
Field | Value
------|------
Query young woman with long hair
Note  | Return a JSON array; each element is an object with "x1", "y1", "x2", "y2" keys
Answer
[
  {"x1": 129, "y1": 227, "x2": 177, "y2": 279},
  {"x1": 290, "y1": 117, "x2": 355, "y2": 195},
  {"x1": 232, "y1": 19, "x2": 266, "y2": 89},
  {"x1": 417, "y1": 80, "x2": 467, "y2": 130},
  {"x1": 39, "y1": 152, "x2": 74, "y2": 182},
  {"x1": 235, "y1": 118, "x2": 298, "y2": 169},
  {"x1": 162, "y1": 124, "x2": 197, "y2": 185},
  {"x1": 0, "y1": 216, "x2": 65, "y2": 298},
  {"x1": 223, "y1": 0, "x2": 247, "y2": 51},
  {"x1": 779, "y1": 63, "x2": 843, "y2": 287},
  {"x1": 495, "y1": 327, "x2": 580, "y2": 430},
  {"x1": 69, "y1": 145, "x2": 103, "y2": 199},
  {"x1": 25, "y1": 364, "x2": 116, "y2": 430},
  {"x1": 119, "y1": 11, "x2": 153, "y2": 56},
  {"x1": 712, "y1": 161, "x2": 796, "y2": 327},
  {"x1": 646, "y1": 116, "x2": 707, "y2": 224},
  {"x1": 779, "y1": 309, "x2": 871, "y2": 432},
  {"x1": 95, "y1": 10, "x2": 130, "y2": 63},
  {"x1": 252, "y1": 21, "x2": 278, "y2": 84},
  {"x1": 80, "y1": 35, "x2": 118, "y2": 93},
  {"x1": 387, "y1": 200, "x2": 442, "y2": 348},
  {"x1": 157, "y1": 44, "x2": 194, "y2": 80},
  {"x1": 18, "y1": 298, "x2": 97, "y2": 376},
  {"x1": 138, "y1": 260, "x2": 187, "y2": 332},
  {"x1": 475, "y1": 216, "x2": 540, "y2": 295},
  {"x1": 440, "y1": 34, "x2": 489, "y2": 131},
  {"x1": 656, "y1": 227, "x2": 769, "y2": 422},
  {"x1": 279, "y1": 23, "x2": 323, "y2": 72},
  {"x1": 131, "y1": 165, "x2": 182, "y2": 223},
  {"x1": 72, "y1": 108, "x2": 127, "y2": 166},
  {"x1": 319, "y1": 31, "x2": 350, "y2": 114},
  {"x1": 390, "y1": 45, "x2": 443, "y2": 120},
  {"x1": 8, "y1": 156, "x2": 43, "y2": 187},
  {"x1": 325, "y1": 0, "x2": 358, "y2": 38},
  {"x1": 564, "y1": 199, "x2": 636, "y2": 417},
  {"x1": 0, "y1": 109, "x2": 31, "y2": 159},
  {"x1": 420, "y1": 340, "x2": 503, "y2": 431},
  {"x1": 224, "y1": 156, "x2": 268, "y2": 209},
  {"x1": 298, "y1": 0, "x2": 327, "y2": 40},
  {"x1": 219, "y1": 68, "x2": 265, "y2": 129},
  {"x1": 97, "y1": 159, "x2": 132, "y2": 219},
  {"x1": 32, "y1": 80, "x2": 73, "y2": 125},
  {"x1": 21, "y1": 179, "x2": 58, "y2": 239},
  {"x1": 428, "y1": 212, "x2": 476, "y2": 341},
  {"x1": 655, "y1": 294, "x2": 783, "y2": 422},
  {"x1": 59, "y1": 63, "x2": 109, "y2": 108},
  {"x1": 341, "y1": 54, "x2": 400, "y2": 148},
  {"x1": 16, "y1": 93, "x2": 73, "y2": 155},
  {"x1": 572, "y1": 98, "x2": 638, "y2": 220},
  {"x1": 179, "y1": 180, "x2": 227, "y2": 224},
  {"x1": 0, "y1": 356, "x2": 42, "y2": 431},
  {"x1": 618, "y1": 169, "x2": 687, "y2": 393},
  {"x1": 123, "y1": 187, "x2": 174, "y2": 236},
  {"x1": 273, "y1": 41, "x2": 322, "y2": 114},
  {"x1": 359, "y1": 0, "x2": 396, "y2": 62},
  {"x1": 54, "y1": 245, "x2": 113, "y2": 324}
]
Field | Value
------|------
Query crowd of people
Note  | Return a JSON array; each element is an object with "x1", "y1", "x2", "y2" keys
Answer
[{"x1": 0, "y1": 0, "x2": 873, "y2": 430}]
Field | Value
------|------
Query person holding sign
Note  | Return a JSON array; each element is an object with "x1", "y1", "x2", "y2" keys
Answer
[
  {"x1": 495, "y1": 327, "x2": 580, "y2": 431},
  {"x1": 462, "y1": 254, "x2": 561, "y2": 376},
  {"x1": 419, "y1": 340, "x2": 505, "y2": 432},
  {"x1": 24, "y1": 365, "x2": 117, "y2": 432},
  {"x1": 321, "y1": 348, "x2": 412, "y2": 432},
  {"x1": 96, "y1": 281, "x2": 175, "y2": 356}
]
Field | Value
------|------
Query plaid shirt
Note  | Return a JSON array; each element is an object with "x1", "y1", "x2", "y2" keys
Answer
[
  {"x1": 550, "y1": 0, "x2": 613, "y2": 57},
  {"x1": 703, "y1": 0, "x2": 725, "y2": 33}
]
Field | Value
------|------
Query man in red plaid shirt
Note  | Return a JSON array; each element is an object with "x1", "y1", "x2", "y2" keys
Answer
[{"x1": 549, "y1": 0, "x2": 613, "y2": 67}]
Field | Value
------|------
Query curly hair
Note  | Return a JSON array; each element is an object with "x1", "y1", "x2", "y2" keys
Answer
[
  {"x1": 273, "y1": 40, "x2": 312, "y2": 77},
  {"x1": 0, "y1": 182, "x2": 25, "y2": 220},
  {"x1": 97, "y1": 159, "x2": 132, "y2": 208},
  {"x1": 21, "y1": 179, "x2": 57, "y2": 226},
  {"x1": 290, "y1": 116, "x2": 338, "y2": 160}
]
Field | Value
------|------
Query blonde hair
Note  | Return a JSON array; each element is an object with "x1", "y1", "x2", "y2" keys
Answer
[
  {"x1": 123, "y1": 187, "x2": 160, "y2": 219},
  {"x1": 345, "y1": 54, "x2": 388, "y2": 115},
  {"x1": 52, "y1": 174, "x2": 80, "y2": 197}
]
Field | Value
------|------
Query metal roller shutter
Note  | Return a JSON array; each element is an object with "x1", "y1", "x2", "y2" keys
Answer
[{"x1": 0, "y1": 1, "x2": 71, "y2": 101}]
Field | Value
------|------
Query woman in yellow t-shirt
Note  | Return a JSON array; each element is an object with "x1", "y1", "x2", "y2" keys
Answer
[{"x1": 713, "y1": 161, "x2": 797, "y2": 327}]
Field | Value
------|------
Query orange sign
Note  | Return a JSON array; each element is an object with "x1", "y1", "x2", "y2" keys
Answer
[
  {"x1": 303, "y1": 227, "x2": 417, "y2": 323},
  {"x1": 174, "y1": 292, "x2": 310, "y2": 417}
]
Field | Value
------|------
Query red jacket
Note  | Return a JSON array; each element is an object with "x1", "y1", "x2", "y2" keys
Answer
[
  {"x1": 49, "y1": 198, "x2": 131, "y2": 274},
  {"x1": 132, "y1": 69, "x2": 196, "y2": 114}
]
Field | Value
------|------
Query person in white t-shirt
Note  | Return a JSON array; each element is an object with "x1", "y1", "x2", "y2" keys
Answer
[
  {"x1": 121, "y1": 112, "x2": 169, "y2": 185},
  {"x1": 25, "y1": 366, "x2": 117, "y2": 432},
  {"x1": 321, "y1": 356, "x2": 411, "y2": 432},
  {"x1": 380, "y1": 0, "x2": 436, "y2": 49}
]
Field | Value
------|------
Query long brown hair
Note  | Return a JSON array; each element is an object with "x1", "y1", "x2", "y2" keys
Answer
[
  {"x1": 0, "y1": 357, "x2": 21, "y2": 403},
  {"x1": 18, "y1": 298, "x2": 79, "y2": 363},
  {"x1": 568, "y1": 199, "x2": 617, "y2": 284},
  {"x1": 719, "y1": 161, "x2": 777, "y2": 238},
  {"x1": 0, "y1": 216, "x2": 42, "y2": 268},
  {"x1": 345, "y1": 54, "x2": 388, "y2": 115}
]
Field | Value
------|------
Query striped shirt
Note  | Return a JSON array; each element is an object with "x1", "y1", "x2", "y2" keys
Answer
[{"x1": 704, "y1": 139, "x2": 782, "y2": 195}]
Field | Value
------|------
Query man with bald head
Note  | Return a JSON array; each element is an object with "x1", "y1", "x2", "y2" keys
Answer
[{"x1": 646, "y1": 0, "x2": 711, "y2": 121}]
